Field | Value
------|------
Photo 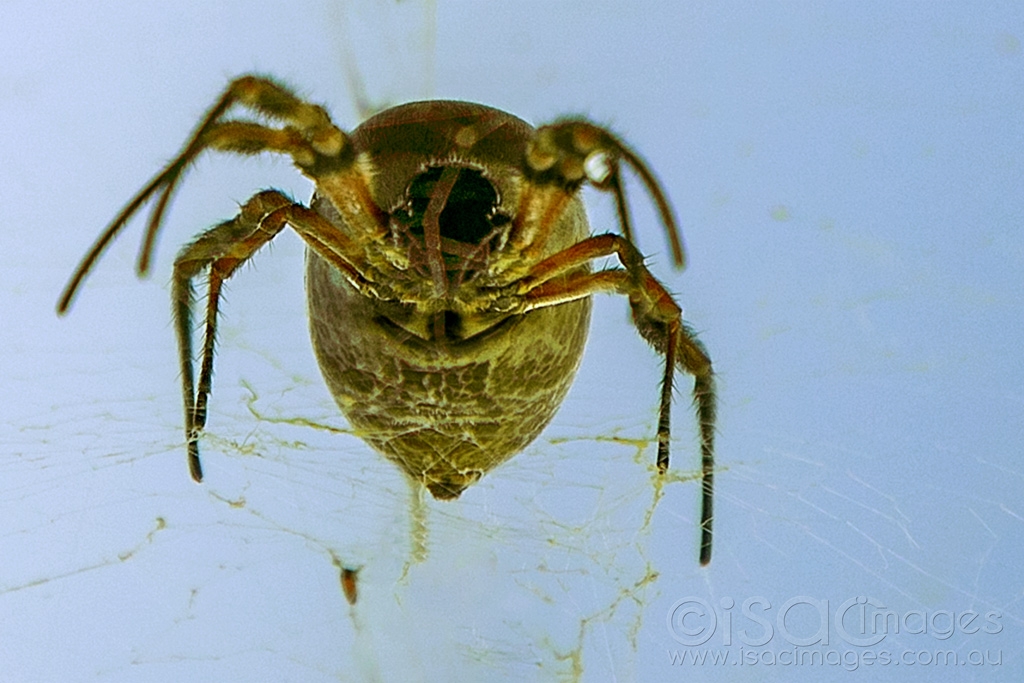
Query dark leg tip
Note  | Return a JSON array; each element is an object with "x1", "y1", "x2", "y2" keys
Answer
[
  {"x1": 188, "y1": 441, "x2": 203, "y2": 482},
  {"x1": 699, "y1": 542, "x2": 712, "y2": 566}
]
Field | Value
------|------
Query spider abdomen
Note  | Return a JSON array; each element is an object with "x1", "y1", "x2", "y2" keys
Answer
[{"x1": 306, "y1": 248, "x2": 591, "y2": 500}]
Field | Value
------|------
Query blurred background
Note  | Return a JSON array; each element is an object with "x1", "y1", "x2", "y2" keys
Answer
[{"x1": 1, "y1": 1, "x2": 1021, "y2": 681}]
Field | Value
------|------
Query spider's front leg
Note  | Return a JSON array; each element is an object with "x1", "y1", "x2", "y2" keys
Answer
[
  {"x1": 512, "y1": 119, "x2": 686, "y2": 268},
  {"x1": 57, "y1": 74, "x2": 379, "y2": 314}
]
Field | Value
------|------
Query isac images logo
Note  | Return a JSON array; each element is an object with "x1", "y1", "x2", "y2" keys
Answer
[{"x1": 666, "y1": 596, "x2": 1002, "y2": 671}]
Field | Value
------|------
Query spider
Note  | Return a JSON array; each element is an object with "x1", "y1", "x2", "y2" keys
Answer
[{"x1": 57, "y1": 75, "x2": 717, "y2": 564}]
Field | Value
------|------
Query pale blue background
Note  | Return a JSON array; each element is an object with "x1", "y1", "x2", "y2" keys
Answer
[{"x1": 1, "y1": 1, "x2": 1021, "y2": 681}]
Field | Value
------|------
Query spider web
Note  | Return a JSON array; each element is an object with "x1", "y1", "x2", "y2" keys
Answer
[{"x1": 2, "y1": 1, "x2": 1023, "y2": 681}]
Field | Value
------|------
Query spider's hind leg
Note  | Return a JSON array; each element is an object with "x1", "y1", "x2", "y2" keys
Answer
[{"x1": 171, "y1": 189, "x2": 374, "y2": 481}]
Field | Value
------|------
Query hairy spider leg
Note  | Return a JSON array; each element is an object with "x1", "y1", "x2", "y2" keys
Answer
[
  {"x1": 172, "y1": 191, "x2": 375, "y2": 480},
  {"x1": 57, "y1": 75, "x2": 363, "y2": 314},
  {"x1": 58, "y1": 76, "x2": 388, "y2": 480},
  {"x1": 512, "y1": 232, "x2": 716, "y2": 565}
]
